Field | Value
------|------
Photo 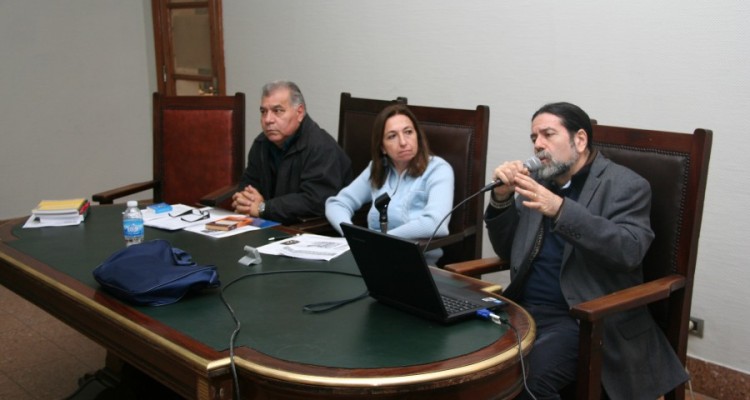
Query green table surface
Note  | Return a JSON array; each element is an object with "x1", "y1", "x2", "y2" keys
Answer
[{"x1": 7, "y1": 206, "x2": 508, "y2": 369}]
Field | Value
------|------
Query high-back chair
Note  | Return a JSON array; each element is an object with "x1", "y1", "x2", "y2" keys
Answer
[
  {"x1": 445, "y1": 124, "x2": 712, "y2": 399},
  {"x1": 92, "y1": 92, "x2": 245, "y2": 208},
  {"x1": 409, "y1": 103, "x2": 490, "y2": 266},
  {"x1": 337, "y1": 94, "x2": 490, "y2": 264},
  {"x1": 294, "y1": 92, "x2": 409, "y2": 233},
  {"x1": 338, "y1": 92, "x2": 408, "y2": 177}
]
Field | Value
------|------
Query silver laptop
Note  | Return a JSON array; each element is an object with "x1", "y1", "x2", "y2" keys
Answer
[{"x1": 340, "y1": 223, "x2": 506, "y2": 323}]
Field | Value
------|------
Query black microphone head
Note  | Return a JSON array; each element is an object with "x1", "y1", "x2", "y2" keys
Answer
[
  {"x1": 374, "y1": 193, "x2": 391, "y2": 211},
  {"x1": 523, "y1": 156, "x2": 542, "y2": 172}
]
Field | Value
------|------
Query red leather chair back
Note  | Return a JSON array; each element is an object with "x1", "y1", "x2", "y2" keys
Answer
[{"x1": 154, "y1": 93, "x2": 245, "y2": 206}]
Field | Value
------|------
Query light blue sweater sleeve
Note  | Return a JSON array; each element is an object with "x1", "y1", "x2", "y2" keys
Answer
[
  {"x1": 326, "y1": 157, "x2": 454, "y2": 265},
  {"x1": 326, "y1": 157, "x2": 454, "y2": 241},
  {"x1": 325, "y1": 165, "x2": 374, "y2": 236}
]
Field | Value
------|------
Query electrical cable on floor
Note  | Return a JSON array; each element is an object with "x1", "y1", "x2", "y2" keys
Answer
[
  {"x1": 686, "y1": 365, "x2": 696, "y2": 400},
  {"x1": 219, "y1": 269, "x2": 364, "y2": 400}
]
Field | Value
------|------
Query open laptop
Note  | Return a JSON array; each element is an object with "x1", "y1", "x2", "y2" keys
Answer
[{"x1": 340, "y1": 223, "x2": 506, "y2": 323}]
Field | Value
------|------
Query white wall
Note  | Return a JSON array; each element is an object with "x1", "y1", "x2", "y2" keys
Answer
[
  {"x1": 0, "y1": 0, "x2": 155, "y2": 219},
  {"x1": 224, "y1": 1, "x2": 749, "y2": 374},
  {"x1": 1, "y1": 0, "x2": 747, "y2": 377}
]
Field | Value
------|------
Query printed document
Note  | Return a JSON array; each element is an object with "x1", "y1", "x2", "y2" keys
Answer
[{"x1": 258, "y1": 234, "x2": 349, "y2": 261}]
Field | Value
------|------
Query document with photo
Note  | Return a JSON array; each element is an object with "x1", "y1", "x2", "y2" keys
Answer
[
  {"x1": 184, "y1": 214, "x2": 278, "y2": 238},
  {"x1": 258, "y1": 234, "x2": 349, "y2": 261}
]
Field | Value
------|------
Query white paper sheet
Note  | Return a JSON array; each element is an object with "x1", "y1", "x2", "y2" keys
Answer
[
  {"x1": 257, "y1": 234, "x2": 350, "y2": 261},
  {"x1": 22, "y1": 214, "x2": 84, "y2": 228}
]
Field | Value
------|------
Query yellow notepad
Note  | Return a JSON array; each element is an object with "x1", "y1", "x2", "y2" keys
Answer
[{"x1": 33, "y1": 198, "x2": 87, "y2": 214}]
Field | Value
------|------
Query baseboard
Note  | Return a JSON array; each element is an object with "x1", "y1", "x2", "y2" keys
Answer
[{"x1": 687, "y1": 356, "x2": 749, "y2": 400}]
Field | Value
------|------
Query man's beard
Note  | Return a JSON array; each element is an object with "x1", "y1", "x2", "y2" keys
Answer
[{"x1": 535, "y1": 142, "x2": 579, "y2": 181}]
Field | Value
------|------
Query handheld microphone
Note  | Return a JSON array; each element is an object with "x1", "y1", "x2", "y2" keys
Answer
[
  {"x1": 480, "y1": 156, "x2": 542, "y2": 192},
  {"x1": 423, "y1": 156, "x2": 542, "y2": 256}
]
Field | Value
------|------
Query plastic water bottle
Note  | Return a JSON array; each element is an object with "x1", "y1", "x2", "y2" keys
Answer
[{"x1": 123, "y1": 200, "x2": 144, "y2": 246}]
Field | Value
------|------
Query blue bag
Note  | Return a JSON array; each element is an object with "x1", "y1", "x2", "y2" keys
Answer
[{"x1": 93, "y1": 239, "x2": 220, "y2": 306}]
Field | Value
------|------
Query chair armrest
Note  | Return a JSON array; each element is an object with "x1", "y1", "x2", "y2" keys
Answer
[
  {"x1": 351, "y1": 205, "x2": 370, "y2": 227},
  {"x1": 418, "y1": 225, "x2": 477, "y2": 252},
  {"x1": 418, "y1": 234, "x2": 457, "y2": 252},
  {"x1": 570, "y1": 274, "x2": 687, "y2": 400},
  {"x1": 569, "y1": 274, "x2": 687, "y2": 322},
  {"x1": 92, "y1": 180, "x2": 157, "y2": 204},
  {"x1": 199, "y1": 184, "x2": 237, "y2": 207},
  {"x1": 289, "y1": 216, "x2": 336, "y2": 235},
  {"x1": 443, "y1": 256, "x2": 507, "y2": 278}
]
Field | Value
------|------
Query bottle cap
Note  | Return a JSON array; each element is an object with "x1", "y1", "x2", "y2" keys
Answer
[{"x1": 127, "y1": 200, "x2": 138, "y2": 208}]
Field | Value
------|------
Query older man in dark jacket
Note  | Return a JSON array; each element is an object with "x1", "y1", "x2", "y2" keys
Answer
[{"x1": 232, "y1": 81, "x2": 352, "y2": 225}]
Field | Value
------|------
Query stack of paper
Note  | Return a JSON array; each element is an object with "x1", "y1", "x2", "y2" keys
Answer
[
  {"x1": 29, "y1": 198, "x2": 90, "y2": 226},
  {"x1": 143, "y1": 204, "x2": 211, "y2": 231}
]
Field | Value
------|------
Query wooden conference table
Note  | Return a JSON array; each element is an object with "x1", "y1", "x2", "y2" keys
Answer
[{"x1": 0, "y1": 205, "x2": 535, "y2": 400}]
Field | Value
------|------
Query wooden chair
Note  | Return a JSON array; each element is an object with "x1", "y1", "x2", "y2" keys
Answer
[
  {"x1": 445, "y1": 125, "x2": 713, "y2": 399},
  {"x1": 92, "y1": 92, "x2": 245, "y2": 208},
  {"x1": 297, "y1": 92, "x2": 409, "y2": 232},
  {"x1": 409, "y1": 103, "x2": 490, "y2": 266},
  {"x1": 334, "y1": 94, "x2": 490, "y2": 264},
  {"x1": 338, "y1": 92, "x2": 408, "y2": 177}
]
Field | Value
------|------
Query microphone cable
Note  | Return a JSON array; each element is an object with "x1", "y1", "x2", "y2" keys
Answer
[
  {"x1": 219, "y1": 269, "x2": 364, "y2": 400},
  {"x1": 422, "y1": 156, "x2": 541, "y2": 256},
  {"x1": 423, "y1": 187, "x2": 484, "y2": 254},
  {"x1": 477, "y1": 309, "x2": 538, "y2": 400}
]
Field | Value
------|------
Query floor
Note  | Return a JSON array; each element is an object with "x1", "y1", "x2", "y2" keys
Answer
[
  {"x1": 0, "y1": 284, "x2": 720, "y2": 400},
  {"x1": 0, "y1": 284, "x2": 106, "y2": 399}
]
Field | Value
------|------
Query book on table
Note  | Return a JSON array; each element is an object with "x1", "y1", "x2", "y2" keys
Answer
[
  {"x1": 204, "y1": 215, "x2": 253, "y2": 231},
  {"x1": 32, "y1": 198, "x2": 90, "y2": 223}
]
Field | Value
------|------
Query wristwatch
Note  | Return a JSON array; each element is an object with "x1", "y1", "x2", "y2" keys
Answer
[{"x1": 258, "y1": 201, "x2": 266, "y2": 217}]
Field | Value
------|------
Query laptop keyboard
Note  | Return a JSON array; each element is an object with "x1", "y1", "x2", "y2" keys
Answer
[{"x1": 441, "y1": 295, "x2": 476, "y2": 314}]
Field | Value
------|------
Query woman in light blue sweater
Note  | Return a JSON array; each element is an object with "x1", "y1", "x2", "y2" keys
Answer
[{"x1": 325, "y1": 104, "x2": 454, "y2": 265}]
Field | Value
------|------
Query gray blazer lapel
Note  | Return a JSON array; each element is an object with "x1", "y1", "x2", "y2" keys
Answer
[
  {"x1": 560, "y1": 154, "x2": 608, "y2": 264},
  {"x1": 516, "y1": 196, "x2": 543, "y2": 260}
]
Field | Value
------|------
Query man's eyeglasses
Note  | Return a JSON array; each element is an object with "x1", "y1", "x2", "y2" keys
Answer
[{"x1": 169, "y1": 208, "x2": 210, "y2": 222}]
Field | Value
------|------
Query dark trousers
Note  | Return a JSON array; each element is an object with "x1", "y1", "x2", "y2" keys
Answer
[{"x1": 514, "y1": 304, "x2": 579, "y2": 400}]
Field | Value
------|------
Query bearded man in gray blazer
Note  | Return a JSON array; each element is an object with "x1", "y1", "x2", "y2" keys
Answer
[{"x1": 486, "y1": 102, "x2": 687, "y2": 400}]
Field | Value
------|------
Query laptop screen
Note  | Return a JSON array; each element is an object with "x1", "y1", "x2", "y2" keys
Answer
[{"x1": 341, "y1": 223, "x2": 505, "y2": 323}]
